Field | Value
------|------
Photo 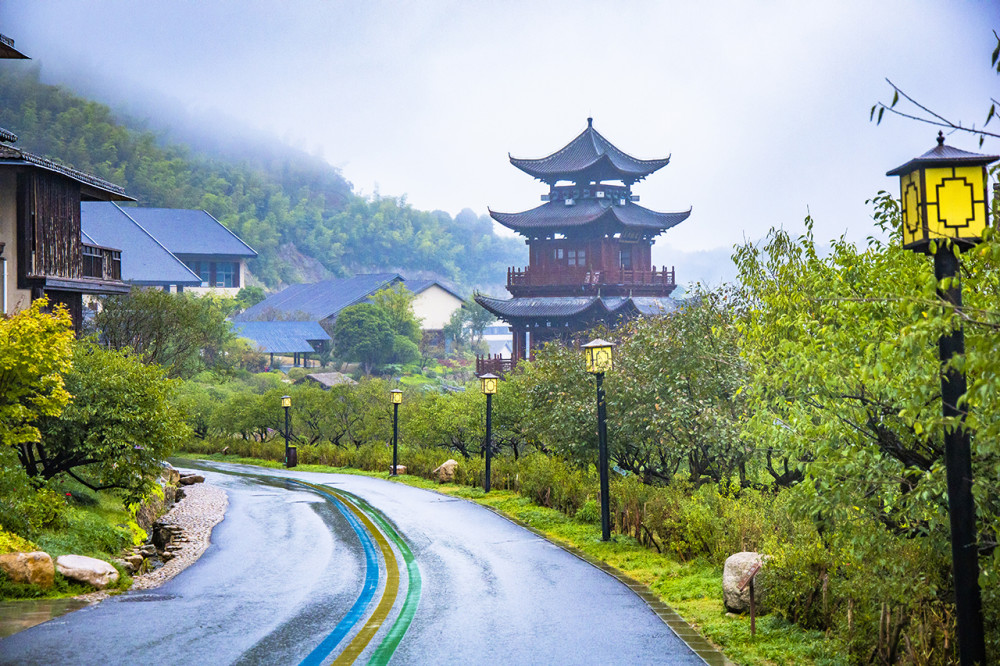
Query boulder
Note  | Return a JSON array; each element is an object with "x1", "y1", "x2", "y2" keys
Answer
[
  {"x1": 125, "y1": 554, "x2": 145, "y2": 570},
  {"x1": 178, "y1": 474, "x2": 205, "y2": 486},
  {"x1": 55, "y1": 555, "x2": 119, "y2": 589},
  {"x1": 390, "y1": 465, "x2": 407, "y2": 475},
  {"x1": 161, "y1": 463, "x2": 181, "y2": 486},
  {"x1": 723, "y1": 551, "x2": 767, "y2": 613},
  {"x1": 432, "y1": 459, "x2": 459, "y2": 483},
  {"x1": 0, "y1": 551, "x2": 55, "y2": 589},
  {"x1": 174, "y1": 487, "x2": 186, "y2": 502}
]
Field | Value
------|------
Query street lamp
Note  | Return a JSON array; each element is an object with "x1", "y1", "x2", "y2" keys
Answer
[
  {"x1": 583, "y1": 338, "x2": 615, "y2": 541},
  {"x1": 390, "y1": 389, "x2": 403, "y2": 476},
  {"x1": 886, "y1": 132, "x2": 997, "y2": 666},
  {"x1": 281, "y1": 395, "x2": 296, "y2": 468},
  {"x1": 479, "y1": 373, "x2": 498, "y2": 492}
]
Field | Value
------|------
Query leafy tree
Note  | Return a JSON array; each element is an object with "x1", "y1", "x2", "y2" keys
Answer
[
  {"x1": 37, "y1": 343, "x2": 190, "y2": 504},
  {"x1": 369, "y1": 283, "x2": 422, "y2": 343},
  {"x1": 0, "y1": 300, "x2": 75, "y2": 461},
  {"x1": 96, "y1": 287, "x2": 233, "y2": 378},
  {"x1": 235, "y1": 286, "x2": 267, "y2": 311},
  {"x1": 332, "y1": 303, "x2": 396, "y2": 375}
]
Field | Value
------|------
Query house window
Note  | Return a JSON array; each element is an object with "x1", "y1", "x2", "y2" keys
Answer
[
  {"x1": 186, "y1": 261, "x2": 209, "y2": 287},
  {"x1": 567, "y1": 249, "x2": 586, "y2": 267},
  {"x1": 215, "y1": 262, "x2": 236, "y2": 288},
  {"x1": 553, "y1": 248, "x2": 564, "y2": 261},
  {"x1": 620, "y1": 248, "x2": 632, "y2": 270}
]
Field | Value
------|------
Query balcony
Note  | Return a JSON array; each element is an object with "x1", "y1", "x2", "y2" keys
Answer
[
  {"x1": 506, "y1": 265, "x2": 675, "y2": 297},
  {"x1": 82, "y1": 243, "x2": 122, "y2": 281},
  {"x1": 476, "y1": 354, "x2": 516, "y2": 377}
]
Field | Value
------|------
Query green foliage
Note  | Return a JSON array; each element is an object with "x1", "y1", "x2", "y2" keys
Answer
[
  {"x1": 333, "y1": 303, "x2": 396, "y2": 374},
  {"x1": 369, "y1": 283, "x2": 422, "y2": 342},
  {"x1": 0, "y1": 67, "x2": 524, "y2": 290},
  {"x1": 0, "y1": 299, "x2": 75, "y2": 454},
  {"x1": 444, "y1": 297, "x2": 496, "y2": 348},
  {"x1": 95, "y1": 287, "x2": 234, "y2": 379},
  {"x1": 235, "y1": 286, "x2": 267, "y2": 310},
  {"x1": 37, "y1": 343, "x2": 190, "y2": 505}
]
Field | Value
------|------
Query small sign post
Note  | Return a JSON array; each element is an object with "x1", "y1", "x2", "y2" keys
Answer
[{"x1": 738, "y1": 561, "x2": 763, "y2": 636}]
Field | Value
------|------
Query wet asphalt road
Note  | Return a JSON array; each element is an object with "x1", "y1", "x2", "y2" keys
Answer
[{"x1": 0, "y1": 462, "x2": 703, "y2": 665}]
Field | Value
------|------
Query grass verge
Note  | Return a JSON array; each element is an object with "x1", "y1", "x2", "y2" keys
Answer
[{"x1": 178, "y1": 453, "x2": 847, "y2": 665}]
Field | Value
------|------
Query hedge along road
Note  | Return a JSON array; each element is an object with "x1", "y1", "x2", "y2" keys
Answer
[{"x1": 0, "y1": 461, "x2": 704, "y2": 665}]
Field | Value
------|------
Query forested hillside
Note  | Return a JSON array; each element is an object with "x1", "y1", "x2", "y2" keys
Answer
[{"x1": 0, "y1": 67, "x2": 523, "y2": 291}]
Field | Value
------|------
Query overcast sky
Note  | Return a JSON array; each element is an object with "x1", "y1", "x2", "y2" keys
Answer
[{"x1": 2, "y1": 1, "x2": 996, "y2": 284}]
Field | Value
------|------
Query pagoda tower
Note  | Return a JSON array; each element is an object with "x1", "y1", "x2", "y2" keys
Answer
[{"x1": 476, "y1": 118, "x2": 690, "y2": 372}]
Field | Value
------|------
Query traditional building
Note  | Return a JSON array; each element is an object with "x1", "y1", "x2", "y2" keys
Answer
[{"x1": 476, "y1": 118, "x2": 690, "y2": 372}]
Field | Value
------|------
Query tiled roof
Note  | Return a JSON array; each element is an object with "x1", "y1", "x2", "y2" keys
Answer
[
  {"x1": 0, "y1": 33, "x2": 29, "y2": 59},
  {"x1": 475, "y1": 294, "x2": 681, "y2": 322},
  {"x1": 405, "y1": 279, "x2": 464, "y2": 301},
  {"x1": 234, "y1": 274, "x2": 403, "y2": 322},
  {"x1": 82, "y1": 202, "x2": 202, "y2": 286},
  {"x1": 510, "y1": 118, "x2": 670, "y2": 183},
  {"x1": 0, "y1": 127, "x2": 17, "y2": 143},
  {"x1": 305, "y1": 372, "x2": 357, "y2": 388},
  {"x1": 231, "y1": 321, "x2": 330, "y2": 354},
  {"x1": 490, "y1": 199, "x2": 690, "y2": 234},
  {"x1": 122, "y1": 208, "x2": 257, "y2": 258},
  {"x1": 0, "y1": 144, "x2": 131, "y2": 200},
  {"x1": 887, "y1": 134, "x2": 999, "y2": 175}
]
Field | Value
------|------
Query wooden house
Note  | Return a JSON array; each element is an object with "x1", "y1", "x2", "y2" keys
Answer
[
  {"x1": 476, "y1": 118, "x2": 690, "y2": 373},
  {"x1": 0, "y1": 133, "x2": 131, "y2": 329}
]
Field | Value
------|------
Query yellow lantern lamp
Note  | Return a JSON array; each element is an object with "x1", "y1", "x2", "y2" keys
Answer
[
  {"x1": 390, "y1": 389, "x2": 403, "y2": 404},
  {"x1": 281, "y1": 395, "x2": 291, "y2": 408},
  {"x1": 582, "y1": 338, "x2": 615, "y2": 374},
  {"x1": 886, "y1": 132, "x2": 998, "y2": 254},
  {"x1": 479, "y1": 373, "x2": 499, "y2": 395}
]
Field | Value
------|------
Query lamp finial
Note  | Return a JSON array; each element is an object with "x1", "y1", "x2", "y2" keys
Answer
[{"x1": 937, "y1": 130, "x2": 945, "y2": 147}]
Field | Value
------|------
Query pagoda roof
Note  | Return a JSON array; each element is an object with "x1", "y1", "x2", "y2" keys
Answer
[
  {"x1": 474, "y1": 294, "x2": 681, "y2": 321},
  {"x1": 490, "y1": 199, "x2": 690, "y2": 235},
  {"x1": 510, "y1": 118, "x2": 670, "y2": 183},
  {"x1": 0, "y1": 127, "x2": 18, "y2": 143},
  {"x1": 0, "y1": 33, "x2": 29, "y2": 59}
]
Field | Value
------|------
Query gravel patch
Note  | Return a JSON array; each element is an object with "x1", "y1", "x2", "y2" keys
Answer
[{"x1": 131, "y1": 483, "x2": 228, "y2": 590}]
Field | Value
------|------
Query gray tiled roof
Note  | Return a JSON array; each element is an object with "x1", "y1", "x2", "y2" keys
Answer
[
  {"x1": 122, "y1": 208, "x2": 257, "y2": 258},
  {"x1": 234, "y1": 274, "x2": 403, "y2": 322},
  {"x1": 886, "y1": 135, "x2": 999, "y2": 175},
  {"x1": 475, "y1": 294, "x2": 681, "y2": 322},
  {"x1": 490, "y1": 199, "x2": 690, "y2": 233},
  {"x1": 405, "y1": 279, "x2": 464, "y2": 301},
  {"x1": 231, "y1": 321, "x2": 330, "y2": 354},
  {"x1": 0, "y1": 144, "x2": 131, "y2": 200},
  {"x1": 510, "y1": 118, "x2": 670, "y2": 183},
  {"x1": 81, "y1": 202, "x2": 202, "y2": 286}
]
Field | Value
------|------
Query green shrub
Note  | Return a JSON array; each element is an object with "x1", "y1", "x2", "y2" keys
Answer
[{"x1": 0, "y1": 528, "x2": 37, "y2": 554}]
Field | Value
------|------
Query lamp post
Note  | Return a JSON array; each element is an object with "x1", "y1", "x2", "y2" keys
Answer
[
  {"x1": 583, "y1": 339, "x2": 615, "y2": 541},
  {"x1": 886, "y1": 132, "x2": 997, "y2": 666},
  {"x1": 479, "y1": 373, "x2": 499, "y2": 492},
  {"x1": 390, "y1": 389, "x2": 402, "y2": 476},
  {"x1": 281, "y1": 395, "x2": 295, "y2": 468}
]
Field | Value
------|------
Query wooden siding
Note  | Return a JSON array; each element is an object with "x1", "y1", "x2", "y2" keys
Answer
[{"x1": 17, "y1": 171, "x2": 82, "y2": 285}]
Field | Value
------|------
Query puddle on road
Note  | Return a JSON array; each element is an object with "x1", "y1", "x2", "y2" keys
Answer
[{"x1": 0, "y1": 597, "x2": 91, "y2": 638}]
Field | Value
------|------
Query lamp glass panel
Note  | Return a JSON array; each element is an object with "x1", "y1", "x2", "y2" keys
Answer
[
  {"x1": 390, "y1": 391, "x2": 402, "y2": 404},
  {"x1": 481, "y1": 377, "x2": 498, "y2": 394},
  {"x1": 281, "y1": 396, "x2": 291, "y2": 408},
  {"x1": 899, "y1": 171, "x2": 925, "y2": 247},
  {"x1": 924, "y1": 166, "x2": 988, "y2": 242},
  {"x1": 586, "y1": 346, "x2": 613, "y2": 373}
]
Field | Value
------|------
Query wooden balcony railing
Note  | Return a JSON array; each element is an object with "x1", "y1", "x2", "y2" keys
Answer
[
  {"x1": 82, "y1": 243, "x2": 122, "y2": 281},
  {"x1": 507, "y1": 266, "x2": 675, "y2": 291},
  {"x1": 476, "y1": 354, "x2": 515, "y2": 377}
]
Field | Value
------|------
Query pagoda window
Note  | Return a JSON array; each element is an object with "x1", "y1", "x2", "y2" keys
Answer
[
  {"x1": 553, "y1": 248, "x2": 564, "y2": 261},
  {"x1": 620, "y1": 247, "x2": 633, "y2": 270},
  {"x1": 567, "y1": 249, "x2": 586, "y2": 267}
]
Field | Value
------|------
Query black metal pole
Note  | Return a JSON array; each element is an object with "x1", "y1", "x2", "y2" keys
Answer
[
  {"x1": 934, "y1": 248, "x2": 985, "y2": 666},
  {"x1": 596, "y1": 372, "x2": 610, "y2": 541},
  {"x1": 284, "y1": 405, "x2": 290, "y2": 468},
  {"x1": 484, "y1": 392, "x2": 493, "y2": 493},
  {"x1": 391, "y1": 402, "x2": 399, "y2": 476}
]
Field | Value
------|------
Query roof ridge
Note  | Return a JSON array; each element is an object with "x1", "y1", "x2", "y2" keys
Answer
[{"x1": 108, "y1": 203, "x2": 202, "y2": 282}]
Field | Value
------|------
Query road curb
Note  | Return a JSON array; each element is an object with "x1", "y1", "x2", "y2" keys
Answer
[{"x1": 417, "y1": 483, "x2": 733, "y2": 666}]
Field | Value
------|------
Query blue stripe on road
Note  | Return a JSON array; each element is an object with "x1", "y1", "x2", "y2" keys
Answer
[{"x1": 296, "y1": 481, "x2": 380, "y2": 666}]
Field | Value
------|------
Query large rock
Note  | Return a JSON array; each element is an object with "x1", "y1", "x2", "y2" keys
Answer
[
  {"x1": 55, "y1": 554, "x2": 120, "y2": 589},
  {"x1": 390, "y1": 465, "x2": 407, "y2": 475},
  {"x1": 178, "y1": 474, "x2": 205, "y2": 486},
  {"x1": 432, "y1": 459, "x2": 459, "y2": 483},
  {"x1": 160, "y1": 463, "x2": 181, "y2": 486},
  {"x1": 0, "y1": 551, "x2": 55, "y2": 589},
  {"x1": 723, "y1": 551, "x2": 767, "y2": 613}
]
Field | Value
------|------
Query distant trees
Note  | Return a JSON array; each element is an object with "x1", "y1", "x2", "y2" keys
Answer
[{"x1": 332, "y1": 304, "x2": 397, "y2": 375}]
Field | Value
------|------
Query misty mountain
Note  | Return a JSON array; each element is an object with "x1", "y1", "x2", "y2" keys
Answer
[{"x1": 0, "y1": 66, "x2": 524, "y2": 293}]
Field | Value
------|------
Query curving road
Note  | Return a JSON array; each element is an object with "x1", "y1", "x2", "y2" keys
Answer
[{"x1": 0, "y1": 461, "x2": 705, "y2": 665}]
